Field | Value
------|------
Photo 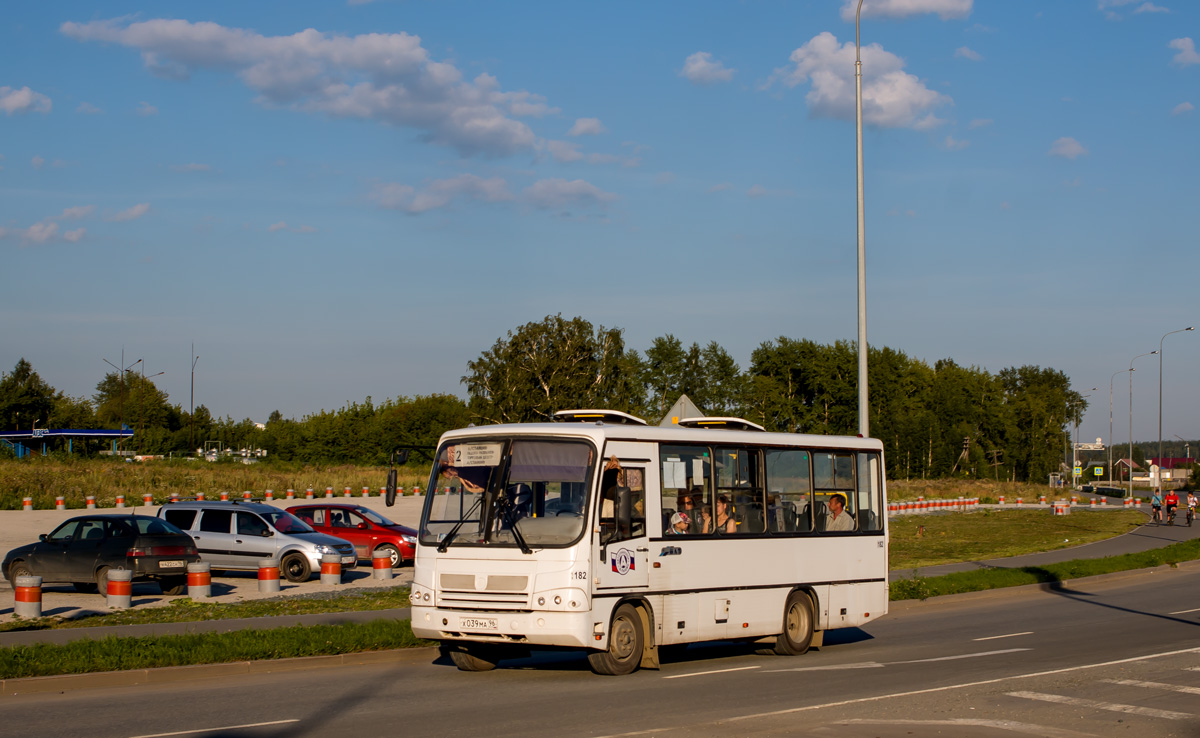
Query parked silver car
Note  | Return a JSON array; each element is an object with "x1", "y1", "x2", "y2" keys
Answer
[{"x1": 158, "y1": 501, "x2": 356, "y2": 582}]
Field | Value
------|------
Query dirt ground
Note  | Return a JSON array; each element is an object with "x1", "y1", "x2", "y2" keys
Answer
[{"x1": 0, "y1": 495, "x2": 425, "y2": 622}]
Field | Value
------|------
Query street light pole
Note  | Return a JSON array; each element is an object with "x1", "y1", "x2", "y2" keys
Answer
[
  {"x1": 190, "y1": 345, "x2": 200, "y2": 454},
  {"x1": 1071, "y1": 389, "x2": 1097, "y2": 487},
  {"x1": 1157, "y1": 327, "x2": 1195, "y2": 477},
  {"x1": 102, "y1": 351, "x2": 141, "y2": 454},
  {"x1": 854, "y1": 0, "x2": 869, "y2": 437},
  {"x1": 1109, "y1": 369, "x2": 1131, "y2": 485},
  {"x1": 1129, "y1": 351, "x2": 1157, "y2": 498}
]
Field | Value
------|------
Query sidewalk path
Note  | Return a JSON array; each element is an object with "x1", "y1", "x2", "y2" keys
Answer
[{"x1": 890, "y1": 505, "x2": 1199, "y2": 581}]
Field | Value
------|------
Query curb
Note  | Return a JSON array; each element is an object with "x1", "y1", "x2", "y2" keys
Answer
[{"x1": 0, "y1": 645, "x2": 437, "y2": 696}]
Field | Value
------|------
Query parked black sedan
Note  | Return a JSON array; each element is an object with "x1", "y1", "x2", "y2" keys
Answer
[{"x1": 2, "y1": 514, "x2": 200, "y2": 595}]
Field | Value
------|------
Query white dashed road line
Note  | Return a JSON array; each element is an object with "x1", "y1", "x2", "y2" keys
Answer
[
  {"x1": 1103, "y1": 678, "x2": 1200, "y2": 695},
  {"x1": 663, "y1": 665, "x2": 760, "y2": 679},
  {"x1": 974, "y1": 631, "x2": 1034, "y2": 641},
  {"x1": 128, "y1": 720, "x2": 300, "y2": 738}
]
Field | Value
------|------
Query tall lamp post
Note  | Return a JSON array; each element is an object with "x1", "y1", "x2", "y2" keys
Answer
[
  {"x1": 1109, "y1": 368, "x2": 1131, "y2": 485},
  {"x1": 1070, "y1": 388, "x2": 1097, "y2": 487},
  {"x1": 102, "y1": 352, "x2": 141, "y2": 453},
  {"x1": 1157, "y1": 327, "x2": 1194, "y2": 481},
  {"x1": 854, "y1": 0, "x2": 869, "y2": 437},
  {"x1": 190, "y1": 345, "x2": 200, "y2": 454},
  {"x1": 1129, "y1": 351, "x2": 1157, "y2": 498}
]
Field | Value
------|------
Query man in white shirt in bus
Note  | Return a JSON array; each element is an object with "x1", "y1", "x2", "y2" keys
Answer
[{"x1": 826, "y1": 493, "x2": 856, "y2": 532}]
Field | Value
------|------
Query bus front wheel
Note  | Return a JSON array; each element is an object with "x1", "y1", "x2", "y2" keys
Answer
[
  {"x1": 588, "y1": 603, "x2": 644, "y2": 676},
  {"x1": 773, "y1": 591, "x2": 815, "y2": 656},
  {"x1": 446, "y1": 643, "x2": 499, "y2": 672}
]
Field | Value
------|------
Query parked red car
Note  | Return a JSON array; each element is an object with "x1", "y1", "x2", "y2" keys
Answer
[{"x1": 286, "y1": 504, "x2": 417, "y2": 567}]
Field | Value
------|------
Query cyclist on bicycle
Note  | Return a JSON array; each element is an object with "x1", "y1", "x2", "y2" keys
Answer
[
  {"x1": 1150, "y1": 489, "x2": 1163, "y2": 523},
  {"x1": 1187, "y1": 491, "x2": 1197, "y2": 525},
  {"x1": 1164, "y1": 489, "x2": 1180, "y2": 524}
]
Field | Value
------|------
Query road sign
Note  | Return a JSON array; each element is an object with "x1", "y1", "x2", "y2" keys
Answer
[{"x1": 1094, "y1": 466, "x2": 1103, "y2": 476}]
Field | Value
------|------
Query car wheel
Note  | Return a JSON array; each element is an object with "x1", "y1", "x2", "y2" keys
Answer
[
  {"x1": 281, "y1": 553, "x2": 311, "y2": 582},
  {"x1": 95, "y1": 566, "x2": 111, "y2": 596},
  {"x1": 376, "y1": 544, "x2": 401, "y2": 568},
  {"x1": 8, "y1": 561, "x2": 33, "y2": 581},
  {"x1": 158, "y1": 575, "x2": 187, "y2": 596},
  {"x1": 587, "y1": 603, "x2": 644, "y2": 676},
  {"x1": 773, "y1": 590, "x2": 815, "y2": 656}
]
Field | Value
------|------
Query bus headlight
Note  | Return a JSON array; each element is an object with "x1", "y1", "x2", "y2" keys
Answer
[{"x1": 532, "y1": 588, "x2": 587, "y2": 611}]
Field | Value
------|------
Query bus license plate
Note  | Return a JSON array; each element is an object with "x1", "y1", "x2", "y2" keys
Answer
[
  {"x1": 460, "y1": 617, "x2": 498, "y2": 631},
  {"x1": 159, "y1": 560, "x2": 185, "y2": 568}
]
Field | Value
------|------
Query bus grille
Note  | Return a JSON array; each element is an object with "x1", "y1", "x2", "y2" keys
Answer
[{"x1": 438, "y1": 573, "x2": 531, "y2": 610}]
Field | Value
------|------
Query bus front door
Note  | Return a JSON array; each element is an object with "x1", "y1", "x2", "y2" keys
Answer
[{"x1": 593, "y1": 444, "x2": 653, "y2": 593}]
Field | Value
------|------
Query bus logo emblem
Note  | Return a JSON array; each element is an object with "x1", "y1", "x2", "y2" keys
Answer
[{"x1": 611, "y1": 548, "x2": 635, "y2": 575}]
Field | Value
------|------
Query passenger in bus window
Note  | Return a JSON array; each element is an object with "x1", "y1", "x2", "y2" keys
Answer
[
  {"x1": 676, "y1": 493, "x2": 702, "y2": 533},
  {"x1": 703, "y1": 495, "x2": 737, "y2": 534},
  {"x1": 826, "y1": 493, "x2": 857, "y2": 532},
  {"x1": 667, "y1": 512, "x2": 690, "y2": 535}
]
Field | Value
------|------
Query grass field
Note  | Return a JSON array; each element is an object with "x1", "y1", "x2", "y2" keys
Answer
[{"x1": 889, "y1": 509, "x2": 1145, "y2": 570}]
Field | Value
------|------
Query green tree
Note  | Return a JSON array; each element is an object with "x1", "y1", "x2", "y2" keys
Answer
[
  {"x1": 464, "y1": 314, "x2": 639, "y2": 423},
  {"x1": 0, "y1": 359, "x2": 56, "y2": 431}
]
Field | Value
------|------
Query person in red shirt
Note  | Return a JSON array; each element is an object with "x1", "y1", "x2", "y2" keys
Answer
[{"x1": 1163, "y1": 489, "x2": 1180, "y2": 523}]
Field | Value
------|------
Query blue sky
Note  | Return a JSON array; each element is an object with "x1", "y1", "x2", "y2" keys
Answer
[{"x1": 2, "y1": 0, "x2": 1197, "y2": 448}]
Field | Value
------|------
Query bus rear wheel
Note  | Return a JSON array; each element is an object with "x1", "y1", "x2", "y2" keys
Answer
[
  {"x1": 773, "y1": 591, "x2": 815, "y2": 656},
  {"x1": 588, "y1": 603, "x2": 644, "y2": 676},
  {"x1": 446, "y1": 643, "x2": 499, "y2": 672}
]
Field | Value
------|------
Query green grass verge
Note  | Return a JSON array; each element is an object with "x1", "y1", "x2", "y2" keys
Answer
[
  {"x1": 0, "y1": 618, "x2": 432, "y2": 679},
  {"x1": 889, "y1": 509, "x2": 1144, "y2": 570},
  {"x1": 0, "y1": 586, "x2": 411, "y2": 633},
  {"x1": 891, "y1": 538, "x2": 1200, "y2": 601}
]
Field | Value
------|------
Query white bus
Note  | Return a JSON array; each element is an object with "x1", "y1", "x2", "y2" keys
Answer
[{"x1": 408, "y1": 409, "x2": 888, "y2": 675}]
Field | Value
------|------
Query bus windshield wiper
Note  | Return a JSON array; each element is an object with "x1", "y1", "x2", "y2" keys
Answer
[
  {"x1": 493, "y1": 494, "x2": 533, "y2": 555},
  {"x1": 437, "y1": 496, "x2": 483, "y2": 553}
]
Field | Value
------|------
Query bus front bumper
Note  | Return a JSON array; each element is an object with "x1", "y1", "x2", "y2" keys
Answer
[{"x1": 411, "y1": 606, "x2": 594, "y2": 649}]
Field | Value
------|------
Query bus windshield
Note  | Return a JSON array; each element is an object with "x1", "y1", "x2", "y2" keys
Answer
[{"x1": 420, "y1": 438, "x2": 595, "y2": 549}]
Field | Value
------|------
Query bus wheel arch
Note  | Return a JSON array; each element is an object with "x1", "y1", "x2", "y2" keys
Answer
[
  {"x1": 773, "y1": 588, "x2": 818, "y2": 656},
  {"x1": 588, "y1": 599, "x2": 654, "y2": 675}
]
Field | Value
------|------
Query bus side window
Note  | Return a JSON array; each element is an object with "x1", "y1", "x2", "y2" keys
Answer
[
  {"x1": 661, "y1": 445, "x2": 711, "y2": 536},
  {"x1": 765, "y1": 448, "x2": 813, "y2": 532},
  {"x1": 856, "y1": 453, "x2": 883, "y2": 532},
  {"x1": 813, "y1": 451, "x2": 856, "y2": 532},
  {"x1": 714, "y1": 447, "x2": 762, "y2": 535}
]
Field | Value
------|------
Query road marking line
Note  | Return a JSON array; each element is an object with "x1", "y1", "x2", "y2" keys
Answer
[
  {"x1": 128, "y1": 720, "x2": 300, "y2": 738},
  {"x1": 663, "y1": 665, "x2": 760, "y2": 679},
  {"x1": 596, "y1": 646, "x2": 1200, "y2": 737},
  {"x1": 766, "y1": 662, "x2": 885, "y2": 673},
  {"x1": 893, "y1": 647, "x2": 1031, "y2": 664},
  {"x1": 974, "y1": 631, "x2": 1034, "y2": 641},
  {"x1": 1006, "y1": 691, "x2": 1192, "y2": 721},
  {"x1": 1104, "y1": 678, "x2": 1200, "y2": 695},
  {"x1": 846, "y1": 719, "x2": 1093, "y2": 738},
  {"x1": 1169, "y1": 607, "x2": 1200, "y2": 615}
]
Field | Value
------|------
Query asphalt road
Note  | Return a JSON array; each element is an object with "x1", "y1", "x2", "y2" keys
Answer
[{"x1": 4, "y1": 564, "x2": 1199, "y2": 737}]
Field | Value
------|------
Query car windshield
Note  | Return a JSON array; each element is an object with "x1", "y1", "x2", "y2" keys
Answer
[
  {"x1": 263, "y1": 510, "x2": 314, "y2": 533},
  {"x1": 360, "y1": 509, "x2": 397, "y2": 527},
  {"x1": 420, "y1": 438, "x2": 594, "y2": 548}
]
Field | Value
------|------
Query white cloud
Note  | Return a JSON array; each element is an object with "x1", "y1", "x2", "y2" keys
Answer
[
  {"x1": 1134, "y1": 3, "x2": 1170, "y2": 13},
  {"x1": 568, "y1": 117, "x2": 607, "y2": 136},
  {"x1": 654, "y1": 172, "x2": 675, "y2": 185},
  {"x1": 841, "y1": 0, "x2": 972, "y2": 21},
  {"x1": 707, "y1": 183, "x2": 733, "y2": 193},
  {"x1": 268, "y1": 221, "x2": 288, "y2": 232},
  {"x1": 747, "y1": 185, "x2": 769, "y2": 198},
  {"x1": 680, "y1": 52, "x2": 735, "y2": 85},
  {"x1": 776, "y1": 32, "x2": 949, "y2": 129},
  {"x1": 108, "y1": 203, "x2": 151, "y2": 221},
  {"x1": 546, "y1": 140, "x2": 584, "y2": 162},
  {"x1": 0, "y1": 86, "x2": 52, "y2": 115},
  {"x1": 62, "y1": 18, "x2": 554, "y2": 157},
  {"x1": 64, "y1": 228, "x2": 86, "y2": 242},
  {"x1": 172, "y1": 163, "x2": 211, "y2": 172},
  {"x1": 1172, "y1": 101, "x2": 1194, "y2": 115},
  {"x1": 137, "y1": 101, "x2": 158, "y2": 116},
  {"x1": 268, "y1": 221, "x2": 317, "y2": 233},
  {"x1": 31, "y1": 155, "x2": 45, "y2": 170},
  {"x1": 1170, "y1": 38, "x2": 1200, "y2": 67},
  {"x1": 24, "y1": 221, "x2": 59, "y2": 244},
  {"x1": 942, "y1": 135, "x2": 969, "y2": 150},
  {"x1": 76, "y1": 102, "x2": 103, "y2": 114},
  {"x1": 1048, "y1": 137, "x2": 1088, "y2": 159},
  {"x1": 968, "y1": 117, "x2": 993, "y2": 129},
  {"x1": 523, "y1": 178, "x2": 616, "y2": 210},
  {"x1": 58, "y1": 205, "x2": 95, "y2": 220},
  {"x1": 372, "y1": 173, "x2": 513, "y2": 214},
  {"x1": 294, "y1": 224, "x2": 317, "y2": 233},
  {"x1": 954, "y1": 46, "x2": 983, "y2": 61}
]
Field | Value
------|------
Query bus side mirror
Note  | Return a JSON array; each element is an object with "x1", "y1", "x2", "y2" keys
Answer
[
  {"x1": 385, "y1": 468, "x2": 398, "y2": 507},
  {"x1": 390, "y1": 449, "x2": 410, "y2": 466},
  {"x1": 616, "y1": 486, "x2": 632, "y2": 538}
]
